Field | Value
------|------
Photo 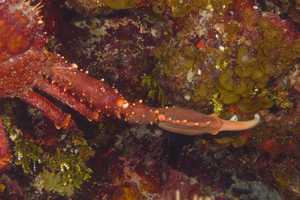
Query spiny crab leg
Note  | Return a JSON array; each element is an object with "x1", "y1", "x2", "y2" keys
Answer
[
  {"x1": 19, "y1": 90, "x2": 75, "y2": 130},
  {"x1": 37, "y1": 78, "x2": 99, "y2": 121},
  {"x1": 40, "y1": 55, "x2": 260, "y2": 135},
  {"x1": 156, "y1": 107, "x2": 260, "y2": 135},
  {"x1": 121, "y1": 101, "x2": 158, "y2": 125},
  {"x1": 43, "y1": 54, "x2": 128, "y2": 118},
  {"x1": 122, "y1": 104, "x2": 260, "y2": 135}
]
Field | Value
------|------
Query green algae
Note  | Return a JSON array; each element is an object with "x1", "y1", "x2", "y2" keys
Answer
[
  {"x1": 7, "y1": 119, "x2": 93, "y2": 197},
  {"x1": 32, "y1": 147, "x2": 92, "y2": 196},
  {"x1": 153, "y1": 2, "x2": 165, "y2": 14},
  {"x1": 235, "y1": 45, "x2": 256, "y2": 78},
  {"x1": 141, "y1": 71, "x2": 165, "y2": 106},
  {"x1": 273, "y1": 169, "x2": 291, "y2": 188},
  {"x1": 44, "y1": 148, "x2": 92, "y2": 188},
  {"x1": 34, "y1": 171, "x2": 76, "y2": 197},
  {"x1": 218, "y1": 68, "x2": 234, "y2": 91},
  {"x1": 233, "y1": 78, "x2": 247, "y2": 94},
  {"x1": 256, "y1": 17, "x2": 283, "y2": 46},
  {"x1": 212, "y1": 93, "x2": 223, "y2": 115},
  {"x1": 224, "y1": 23, "x2": 240, "y2": 42},
  {"x1": 104, "y1": 0, "x2": 138, "y2": 10},
  {"x1": 237, "y1": 98, "x2": 262, "y2": 113},
  {"x1": 14, "y1": 139, "x2": 44, "y2": 174},
  {"x1": 220, "y1": 92, "x2": 240, "y2": 104},
  {"x1": 166, "y1": 0, "x2": 208, "y2": 18},
  {"x1": 154, "y1": 6, "x2": 300, "y2": 115},
  {"x1": 260, "y1": 96, "x2": 275, "y2": 109}
]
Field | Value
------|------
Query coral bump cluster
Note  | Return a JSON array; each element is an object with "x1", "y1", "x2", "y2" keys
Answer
[{"x1": 0, "y1": 0, "x2": 260, "y2": 173}]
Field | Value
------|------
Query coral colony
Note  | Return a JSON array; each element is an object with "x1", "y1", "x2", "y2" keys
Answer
[{"x1": 0, "y1": 0, "x2": 300, "y2": 199}]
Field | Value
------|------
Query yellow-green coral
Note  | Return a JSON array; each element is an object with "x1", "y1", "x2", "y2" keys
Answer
[
  {"x1": 3, "y1": 118, "x2": 44, "y2": 174},
  {"x1": 14, "y1": 139, "x2": 44, "y2": 174},
  {"x1": 34, "y1": 171, "x2": 76, "y2": 197},
  {"x1": 44, "y1": 148, "x2": 92, "y2": 189},
  {"x1": 8, "y1": 121, "x2": 92, "y2": 196}
]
